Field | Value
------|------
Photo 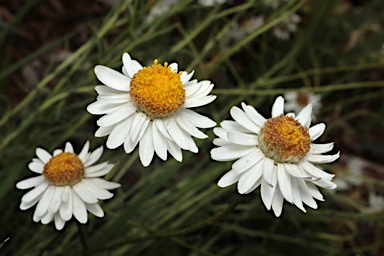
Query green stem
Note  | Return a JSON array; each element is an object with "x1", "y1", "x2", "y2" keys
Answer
[
  {"x1": 96, "y1": 194, "x2": 243, "y2": 250},
  {"x1": 76, "y1": 223, "x2": 89, "y2": 256},
  {"x1": 0, "y1": 237, "x2": 9, "y2": 250}
]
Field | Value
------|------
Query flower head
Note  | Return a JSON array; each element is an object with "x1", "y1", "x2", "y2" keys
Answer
[
  {"x1": 16, "y1": 141, "x2": 120, "y2": 230},
  {"x1": 211, "y1": 96, "x2": 340, "y2": 216},
  {"x1": 87, "y1": 53, "x2": 216, "y2": 166},
  {"x1": 284, "y1": 91, "x2": 322, "y2": 121}
]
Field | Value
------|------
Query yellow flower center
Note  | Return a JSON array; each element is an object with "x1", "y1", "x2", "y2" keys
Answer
[
  {"x1": 258, "y1": 115, "x2": 310, "y2": 163},
  {"x1": 129, "y1": 60, "x2": 185, "y2": 118},
  {"x1": 43, "y1": 152, "x2": 85, "y2": 186}
]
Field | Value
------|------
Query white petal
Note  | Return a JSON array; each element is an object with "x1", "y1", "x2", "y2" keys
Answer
[
  {"x1": 309, "y1": 123, "x2": 325, "y2": 141},
  {"x1": 295, "y1": 103, "x2": 312, "y2": 126},
  {"x1": 221, "y1": 120, "x2": 249, "y2": 133},
  {"x1": 164, "y1": 116, "x2": 190, "y2": 150},
  {"x1": 180, "y1": 70, "x2": 194, "y2": 84},
  {"x1": 95, "y1": 125, "x2": 114, "y2": 137},
  {"x1": 227, "y1": 132, "x2": 258, "y2": 146},
  {"x1": 84, "y1": 146, "x2": 104, "y2": 167},
  {"x1": 83, "y1": 180, "x2": 114, "y2": 200},
  {"x1": 283, "y1": 163, "x2": 311, "y2": 179},
  {"x1": 230, "y1": 106, "x2": 260, "y2": 134},
  {"x1": 183, "y1": 95, "x2": 216, "y2": 108},
  {"x1": 21, "y1": 182, "x2": 49, "y2": 203},
  {"x1": 217, "y1": 169, "x2": 241, "y2": 187},
  {"x1": 87, "y1": 101, "x2": 122, "y2": 115},
  {"x1": 35, "y1": 186, "x2": 55, "y2": 217},
  {"x1": 241, "y1": 103, "x2": 266, "y2": 127},
  {"x1": 306, "y1": 152, "x2": 340, "y2": 164},
  {"x1": 237, "y1": 160, "x2": 264, "y2": 194},
  {"x1": 261, "y1": 178, "x2": 276, "y2": 210},
  {"x1": 310, "y1": 143, "x2": 334, "y2": 154},
  {"x1": 167, "y1": 140, "x2": 182, "y2": 162},
  {"x1": 271, "y1": 186, "x2": 284, "y2": 217},
  {"x1": 54, "y1": 213, "x2": 66, "y2": 230},
  {"x1": 311, "y1": 178, "x2": 337, "y2": 190},
  {"x1": 53, "y1": 149, "x2": 62, "y2": 156},
  {"x1": 16, "y1": 175, "x2": 45, "y2": 190},
  {"x1": 97, "y1": 103, "x2": 136, "y2": 127},
  {"x1": 300, "y1": 160, "x2": 335, "y2": 179},
  {"x1": 181, "y1": 109, "x2": 216, "y2": 128},
  {"x1": 277, "y1": 164, "x2": 293, "y2": 203},
  {"x1": 85, "y1": 162, "x2": 109, "y2": 174},
  {"x1": 129, "y1": 112, "x2": 150, "y2": 142},
  {"x1": 297, "y1": 179, "x2": 317, "y2": 209},
  {"x1": 20, "y1": 195, "x2": 40, "y2": 210},
  {"x1": 96, "y1": 94, "x2": 130, "y2": 104},
  {"x1": 95, "y1": 85, "x2": 125, "y2": 95},
  {"x1": 305, "y1": 181, "x2": 324, "y2": 201},
  {"x1": 152, "y1": 123, "x2": 168, "y2": 161},
  {"x1": 61, "y1": 186, "x2": 70, "y2": 202},
  {"x1": 175, "y1": 112, "x2": 208, "y2": 139},
  {"x1": 94, "y1": 65, "x2": 130, "y2": 91},
  {"x1": 86, "y1": 203, "x2": 104, "y2": 218},
  {"x1": 36, "y1": 148, "x2": 52, "y2": 164},
  {"x1": 41, "y1": 211, "x2": 54, "y2": 224},
  {"x1": 122, "y1": 53, "x2": 142, "y2": 78},
  {"x1": 232, "y1": 149, "x2": 263, "y2": 174},
  {"x1": 85, "y1": 164, "x2": 114, "y2": 178},
  {"x1": 154, "y1": 118, "x2": 173, "y2": 141},
  {"x1": 169, "y1": 63, "x2": 178, "y2": 72},
  {"x1": 271, "y1": 96, "x2": 285, "y2": 117},
  {"x1": 291, "y1": 177, "x2": 306, "y2": 212},
  {"x1": 213, "y1": 138, "x2": 232, "y2": 147},
  {"x1": 48, "y1": 186, "x2": 64, "y2": 213},
  {"x1": 64, "y1": 142, "x2": 74, "y2": 153},
  {"x1": 73, "y1": 181, "x2": 99, "y2": 204},
  {"x1": 59, "y1": 189, "x2": 73, "y2": 221},
  {"x1": 211, "y1": 145, "x2": 255, "y2": 161},
  {"x1": 139, "y1": 124, "x2": 155, "y2": 167},
  {"x1": 88, "y1": 178, "x2": 121, "y2": 190},
  {"x1": 106, "y1": 114, "x2": 134, "y2": 149},
  {"x1": 28, "y1": 162, "x2": 44, "y2": 174},
  {"x1": 72, "y1": 191, "x2": 88, "y2": 224},
  {"x1": 262, "y1": 158, "x2": 277, "y2": 186},
  {"x1": 78, "y1": 141, "x2": 90, "y2": 162}
]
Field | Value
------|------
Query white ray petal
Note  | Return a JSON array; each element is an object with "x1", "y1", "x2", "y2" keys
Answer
[
  {"x1": 94, "y1": 65, "x2": 130, "y2": 91},
  {"x1": 217, "y1": 169, "x2": 241, "y2": 187},
  {"x1": 36, "y1": 148, "x2": 52, "y2": 164},
  {"x1": 72, "y1": 191, "x2": 88, "y2": 224},
  {"x1": 139, "y1": 124, "x2": 155, "y2": 167},
  {"x1": 308, "y1": 123, "x2": 325, "y2": 141},
  {"x1": 271, "y1": 96, "x2": 285, "y2": 117},
  {"x1": 97, "y1": 103, "x2": 136, "y2": 127},
  {"x1": 16, "y1": 175, "x2": 45, "y2": 190},
  {"x1": 211, "y1": 145, "x2": 255, "y2": 161}
]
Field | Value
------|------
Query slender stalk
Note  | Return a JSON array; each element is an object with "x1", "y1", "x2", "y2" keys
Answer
[
  {"x1": 0, "y1": 237, "x2": 9, "y2": 250},
  {"x1": 96, "y1": 194, "x2": 243, "y2": 251},
  {"x1": 77, "y1": 223, "x2": 89, "y2": 256}
]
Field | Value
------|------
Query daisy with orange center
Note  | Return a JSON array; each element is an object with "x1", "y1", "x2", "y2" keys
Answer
[
  {"x1": 87, "y1": 53, "x2": 216, "y2": 167},
  {"x1": 211, "y1": 96, "x2": 340, "y2": 216},
  {"x1": 16, "y1": 141, "x2": 120, "y2": 230}
]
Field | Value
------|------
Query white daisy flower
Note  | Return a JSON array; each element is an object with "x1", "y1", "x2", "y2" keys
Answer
[
  {"x1": 272, "y1": 13, "x2": 301, "y2": 41},
  {"x1": 87, "y1": 53, "x2": 216, "y2": 167},
  {"x1": 16, "y1": 141, "x2": 120, "y2": 230},
  {"x1": 366, "y1": 192, "x2": 384, "y2": 213},
  {"x1": 284, "y1": 91, "x2": 322, "y2": 121},
  {"x1": 145, "y1": 0, "x2": 177, "y2": 24},
  {"x1": 333, "y1": 156, "x2": 364, "y2": 191},
  {"x1": 211, "y1": 96, "x2": 340, "y2": 217},
  {"x1": 198, "y1": 0, "x2": 227, "y2": 7}
]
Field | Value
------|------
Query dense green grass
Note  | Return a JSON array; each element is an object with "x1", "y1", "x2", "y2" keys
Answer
[{"x1": 1, "y1": 0, "x2": 384, "y2": 255}]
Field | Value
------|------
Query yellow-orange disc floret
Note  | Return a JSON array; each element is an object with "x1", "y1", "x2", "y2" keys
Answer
[
  {"x1": 258, "y1": 115, "x2": 311, "y2": 164},
  {"x1": 43, "y1": 152, "x2": 85, "y2": 186},
  {"x1": 129, "y1": 60, "x2": 186, "y2": 118}
]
